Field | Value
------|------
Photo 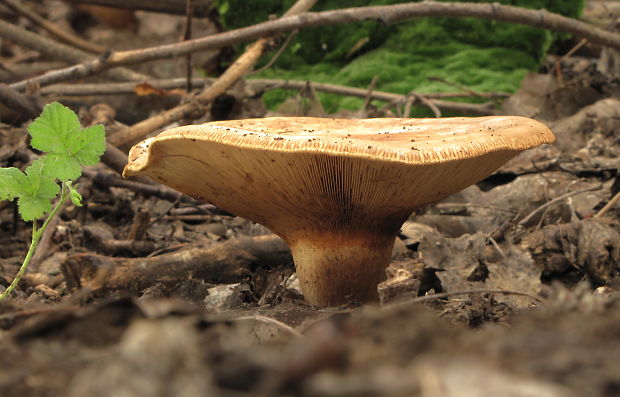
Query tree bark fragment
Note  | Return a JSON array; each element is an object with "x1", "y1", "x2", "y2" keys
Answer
[{"x1": 61, "y1": 235, "x2": 293, "y2": 293}]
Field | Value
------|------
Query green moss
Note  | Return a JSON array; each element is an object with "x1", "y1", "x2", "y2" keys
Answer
[{"x1": 215, "y1": 0, "x2": 584, "y2": 113}]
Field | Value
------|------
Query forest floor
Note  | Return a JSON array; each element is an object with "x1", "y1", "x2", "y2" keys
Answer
[{"x1": 0, "y1": 1, "x2": 619, "y2": 396}]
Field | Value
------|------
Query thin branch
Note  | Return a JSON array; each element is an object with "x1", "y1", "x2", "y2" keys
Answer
[
  {"x1": 594, "y1": 189, "x2": 620, "y2": 218},
  {"x1": 362, "y1": 75, "x2": 378, "y2": 112},
  {"x1": 405, "y1": 91, "x2": 442, "y2": 118},
  {"x1": 62, "y1": 0, "x2": 213, "y2": 16},
  {"x1": 41, "y1": 78, "x2": 496, "y2": 116},
  {"x1": 487, "y1": 236, "x2": 507, "y2": 260},
  {"x1": 4, "y1": 0, "x2": 104, "y2": 54},
  {"x1": 248, "y1": 30, "x2": 299, "y2": 76},
  {"x1": 0, "y1": 83, "x2": 40, "y2": 118},
  {"x1": 41, "y1": 78, "x2": 510, "y2": 100},
  {"x1": 427, "y1": 76, "x2": 487, "y2": 100},
  {"x1": 0, "y1": 19, "x2": 148, "y2": 83},
  {"x1": 517, "y1": 185, "x2": 603, "y2": 227},
  {"x1": 11, "y1": 2, "x2": 620, "y2": 91},
  {"x1": 82, "y1": 169, "x2": 194, "y2": 203},
  {"x1": 182, "y1": 0, "x2": 194, "y2": 92},
  {"x1": 392, "y1": 288, "x2": 546, "y2": 306}
]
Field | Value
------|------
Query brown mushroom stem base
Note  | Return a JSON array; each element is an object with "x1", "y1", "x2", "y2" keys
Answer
[{"x1": 289, "y1": 235, "x2": 395, "y2": 307}]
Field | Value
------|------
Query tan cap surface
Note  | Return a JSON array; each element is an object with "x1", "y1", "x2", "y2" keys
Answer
[
  {"x1": 133, "y1": 116, "x2": 552, "y2": 164},
  {"x1": 125, "y1": 116, "x2": 553, "y2": 236}
]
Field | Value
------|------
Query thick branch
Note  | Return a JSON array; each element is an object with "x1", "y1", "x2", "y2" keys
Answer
[
  {"x1": 11, "y1": 2, "x2": 620, "y2": 92},
  {"x1": 61, "y1": 235, "x2": 292, "y2": 293}
]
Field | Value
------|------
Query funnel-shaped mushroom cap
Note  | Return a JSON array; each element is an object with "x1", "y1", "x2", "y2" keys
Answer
[{"x1": 124, "y1": 117, "x2": 554, "y2": 307}]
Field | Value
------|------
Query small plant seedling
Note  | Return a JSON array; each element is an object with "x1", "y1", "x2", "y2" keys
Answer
[{"x1": 0, "y1": 102, "x2": 105, "y2": 300}]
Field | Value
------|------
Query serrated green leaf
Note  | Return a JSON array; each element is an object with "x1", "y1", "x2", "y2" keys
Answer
[
  {"x1": 44, "y1": 153, "x2": 82, "y2": 181},
  {"x1": 18, "y1": 196, "x2": 53, "y2": 221},
  {"x1": 0, "y1": 167, "x2": 27, "y2": 201},
  {"x1": 25, "y1": 158, "x2": 59, "y2": 199},
  {"x1": 28, "y1": 102, "x2": 81, "y2": 154},
  {"x1": 72, "y1": 125, "x2": 106, "y2": 166},
  {"x1": 12, "y1": 159, "x2": 61, "y2": 221},
  {"x1": 27, "y1": 102, "x2": 106, "y2": 182}
]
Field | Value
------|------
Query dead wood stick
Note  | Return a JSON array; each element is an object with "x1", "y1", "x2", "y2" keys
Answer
[
  {"x1": 404, "y1": 91, "x2": 442, "y2": 118},
  {"x1": 82, "y1": 168, "x2": 194, "y2": 203},
  {"x1": 108, "y1": 0, "x2": 318, "y2": 148},
  {"x1": 0, "y1": 19, "x2": 148, "y2": 84},
  {"x1": 40, "y1": 78, "x2": 498, "y2": 115},
  {"x1": 61, "y1": 235, "x2": 292, "y2": 293},
  {"x1": 594, "y1": 189, "x2": 620, "y2": 218},
  {"x1": 4, "y1": 0, "x2": 105, "y2": 54},
  {"x1": 0, "y1": 61, "x2": 65, "y2": 83},
  {"x1": 61, "y1": 0, "x2": 213, "y2": 16},
  {"x1": 182, "y1": 0, "x2": 194, "y2": 93},
  {"x1": 253, "y1": 80, "x2": 494, "y2": 115},
  {"x1": 517, "y1": 185, "x2": 603, "y2": 227},
  {"x1": 0, "y1": 83, "x2": 41, "y2": 118},
  {"x1": 390, "y1": 288, "x2": 546, "y2": 306},
  {"x1": 11, "y1": 2, "x2": 620, "y2": 92},
  {"x1": 427, "y1": 76, "x2": 489, "y2": 100},
  {"x1": 41, "y1": 78, "x2": 511, "y2": 99},
  {"x1": 248, "y1": 31, "x2": 299, "y2": 77}
]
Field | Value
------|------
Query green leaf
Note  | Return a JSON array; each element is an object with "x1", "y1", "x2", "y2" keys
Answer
[
  {"x1": 16, "y1": 159, "x2": 60, "y2": 221},
  {"x1": 72, "y1": 125, "x2": 106, "y2": 166},
  {"x1": 43, "y1": 153, "x2": 82, "y2": 181},
  {"x1": 27, "y1": 102, "x2": 106, "y2": 182},
  {"x1": 0, "y1": 167, "x2": 28, "y2": 201},
  {"x1": 18, "y1": 196, "x2": 53, "y2": 222},
  {"x1": 28, "y1": 102, "x2": 81, "y2": 154}
]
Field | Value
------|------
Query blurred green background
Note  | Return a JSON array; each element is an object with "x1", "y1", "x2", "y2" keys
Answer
[{"x1": 215, "y1": 0, "x2": 585, "y2": 114}]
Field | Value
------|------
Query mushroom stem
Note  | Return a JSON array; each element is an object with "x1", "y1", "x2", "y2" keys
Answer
[{"x1": 289, "y1": 233, "x2": 396, "y2": 307}]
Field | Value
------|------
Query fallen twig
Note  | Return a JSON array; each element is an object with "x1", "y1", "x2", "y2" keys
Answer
[
  {"x1": 394, "y1": 288, "x2": 546, "y2": 306},
  {"x1": 0, "y1": 19, "x2": 147, "y2": 83},
  {"x1": 60, "y1": 235, "x2": 292, "y2": 293},
  {"x1": 41, "y1": 78, "x2": 511, "y2": 100},
  {"x1": 594, "y1": 189, "x2": 620, "y2": 218},
  {"x1": 4, "y1": 0, "x2": 104, "y2": 54},
  {"x1": 11, "y1": 2, "x2": 620, "y2": 91},
  {"x1": 182, "y1": 0, "x2": 194, "y2": 92},
  {"x1": 517, "y1": 185, "x2": 603, "y2": 227},
  {"x1": 83, "y1": 169, "x2": 195, "y2": 204},
  {"x1": 0, "y1": 83, "x2": 40, "y2": 118},
  {"x1": 63, "y1": 0, "x2": 213, "y2": 16},
  {"x1": 41, "y1": 78, "x2": 498, "y2": 115},
  {"x1": 427, "y1": 76, "x2": 489, "y2": 100},
  {"x1": 248, "y1": 31, "x2": 299, "y2": 77},
  {"x1": 405, "y1": 91, "x2": 441, "y2": 118}
]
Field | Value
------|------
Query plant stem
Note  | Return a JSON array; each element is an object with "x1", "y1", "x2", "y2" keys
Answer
[{"x1": 0, "y1": 184, "x2": 71, "y2": 301}]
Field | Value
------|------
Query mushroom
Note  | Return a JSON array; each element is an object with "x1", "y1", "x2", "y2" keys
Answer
[{"x1": 123, "y1": 117, "x2": 554, "y2": 307}]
